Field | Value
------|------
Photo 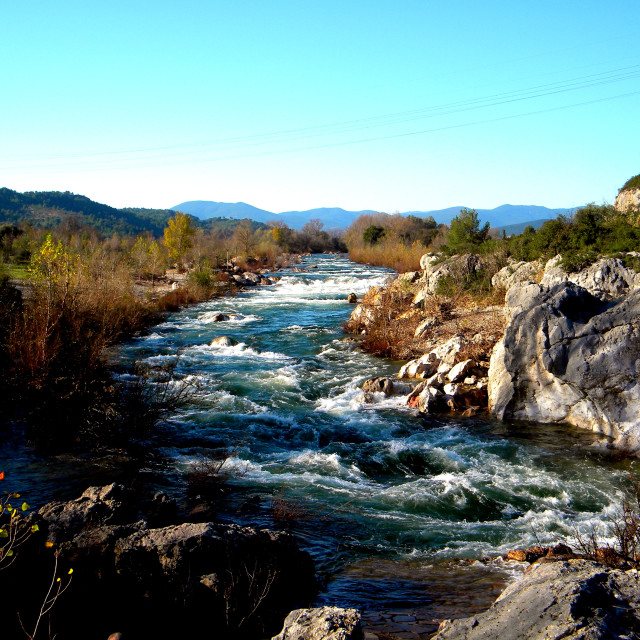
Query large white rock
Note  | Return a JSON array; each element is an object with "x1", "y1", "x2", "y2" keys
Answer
[
  {"x1": 541, "y1": 256, "x2": 640, "y2": 300},
  {"x1": 489, "y1": 281, "x2": 640, "y2": 450}
]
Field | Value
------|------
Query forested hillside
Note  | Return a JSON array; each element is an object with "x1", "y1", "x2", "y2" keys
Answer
[{"x1": 0, "y1": 189, "x2": 270, "y2": 237}]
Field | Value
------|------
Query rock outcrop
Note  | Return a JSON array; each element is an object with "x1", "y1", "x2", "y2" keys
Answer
[
  {"x1": 431, "y1": 559, "x2": 640, "y2": 640},
  {"x1": 541, "y1": 255, "x2": 640, "y2": 300},
  {"x1": 491, "y1": 260, "x2": 543, "y2": 290},
  {"x1": 614, "y1": 185, "x2": 640, "y2": 213},
  {"x1": 414, "y1": 254, "x2": 483, "y2": 302},
  {"x1": 489, "y1": 281, "x2": 640, "y2": 449},
  {"x1": 31, "y1": 484, "x2": 317, "y2": 640},
  {"x1": 272, "y1": 607, "x2": 363, "y2": 640}
]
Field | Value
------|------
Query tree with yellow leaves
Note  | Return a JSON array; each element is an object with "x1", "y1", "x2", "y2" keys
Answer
[{"x1": 163, "y1": 212, "x2": 196, "y2": 271}]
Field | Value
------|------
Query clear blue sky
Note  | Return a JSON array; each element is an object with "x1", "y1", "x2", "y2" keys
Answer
[{"x1": 1, "y1": 0, "x2": 638, "y2": 213}]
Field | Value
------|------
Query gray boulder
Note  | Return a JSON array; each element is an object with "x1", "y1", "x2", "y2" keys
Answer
[
  {"x1": 489, "y1": 282, "x2": 640, "y2": 450},
  {"x1": 272, "y1": 607, "x2": 363, "y2": 640},
  {"x1": 415, "y1": 254, "x2": 482, "y2": 301},
  {"x1": 491, "y1": 260, "x2": 543, "y2": 290},
  {"x1": 541, "y1": 256, "x2": 640, "y2": 300},
  {"x1": 361, "y1": 377, "x2": 414, "y2": 398},
  {"x1": 431, "y1": 559, "x2": 640, "y2": 640},
  {"x1": 34, "y1": 485, "x2": 316, "y2": 639}
]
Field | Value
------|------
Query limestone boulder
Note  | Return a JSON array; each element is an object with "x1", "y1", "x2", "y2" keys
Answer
[
  {"x1": 446, "y1": 359, "x2": 474, "y2": 383},
  {"x1": 431, "y1": 559, "x2": 640, "y2": 640},
  {"x1": 491, "y1": 260, "x2": 543, "y2": 290},
  {"x1": 541, "y1": 255, "x2": 640, "y2": 300},
  {"x1": 32, "y1": 485, "x2": 317, "y2": 639},
  {"x1": 272, "y1": 607, "x2": 363, "y2": 640},
  {"x1": 414, "y1": 254, "x2": 483, "y2": 305},
  {"x1": 489, "y1": 282, "x2": 640, "y2": 450}
]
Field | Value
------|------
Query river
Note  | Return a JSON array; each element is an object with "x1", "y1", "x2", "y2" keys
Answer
[{"x1": 3, "y1": 254, "x2": 638, "y2": 637}]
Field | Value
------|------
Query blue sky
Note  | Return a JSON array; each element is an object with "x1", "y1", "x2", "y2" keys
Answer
[{"x1": 1, "y1": 0, "x2": 639, "y2": 213}]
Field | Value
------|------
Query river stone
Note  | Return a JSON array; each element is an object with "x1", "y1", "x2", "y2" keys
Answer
[
  {"x1": 212, "y1": 313, "x2": 230, "y2": 322},
  {"x1": 347, "y1": 292, "x2": 358, "y2": 303},
  {"x1": 361, "y1": 377, "x2": 413, "y2": 397},
  {"x1": 489, "y1": 281, "x2": 640, "y2": 449},
  {"x1": 431, "y1": 559, "x2": 640, "y2": 640},
  {"x1": 272, "y1": 607, "x2": 363, "y2": 640},
  {"x1": 398, "y1": 336, "x2": 464, "y2": 379},
  {"x1": 243, "y1": 272, "x2": 262, "y2": 284},
  {"x1": 211, "y1": 336, "x2": 237, "y2": 347},
  {"x1": 232, "y1": 274, "x2": 250, "y2": 286},
  {"x1": 446, "y1": 359, "x2": 474, "y2": 383},
  {"x1": 408, "y1": 384, "x2": 442, "y2": 413}
]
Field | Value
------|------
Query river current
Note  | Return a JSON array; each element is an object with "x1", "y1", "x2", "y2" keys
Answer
[{"x1": 3, "y1": 254, "x2": 638, "y2": 636}]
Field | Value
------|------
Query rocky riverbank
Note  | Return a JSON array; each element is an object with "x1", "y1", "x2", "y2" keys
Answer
[
  {"x1": 7, "y1": 484, "x2": 317, "y2": 640},
  {"x1": 347, "y1": 252, "x2": 640, "y2": 453}
]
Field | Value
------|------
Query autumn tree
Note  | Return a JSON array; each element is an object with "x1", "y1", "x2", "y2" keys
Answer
[{"x1": 163, "y1": 212, "x2": 196, "y2": 271}]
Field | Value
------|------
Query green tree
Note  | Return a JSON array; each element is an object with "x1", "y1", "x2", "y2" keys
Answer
[
  {"x1": 163, "y1": 212, "x2": 196, "y2": 271},
  {"x1": 445, "y1": 208, "x2": 489, "y2": 253},
  {"x1": 363, "y1": 225, "x2": 386, "y2": 245}
]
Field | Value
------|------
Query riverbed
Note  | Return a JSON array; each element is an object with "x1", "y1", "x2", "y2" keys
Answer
[{"x1": 3, "y1": 254, "x2": 638, "y2": 638}]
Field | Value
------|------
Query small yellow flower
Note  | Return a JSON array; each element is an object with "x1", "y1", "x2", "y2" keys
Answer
[{"x1": 45, "y1": 541, "x2": 54, "y2": 548}]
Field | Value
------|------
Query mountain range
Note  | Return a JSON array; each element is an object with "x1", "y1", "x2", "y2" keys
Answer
[{"x1": 171, "y1": 200, "x2": 578, "y2": 230}]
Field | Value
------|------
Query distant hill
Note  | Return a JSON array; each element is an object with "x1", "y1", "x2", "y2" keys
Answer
[
  {"x1": 493, "y1": 218, "x2": 555, "y2": 236},
  {"x1": 173, "y1": 200, "x2": 577, "y2": 230},
  {"x1": 0, "y1": 188, "x2": 175, "y2": 236},
  {"x1": 0, "y1": 189, "x2": 268, "y2": 237}
]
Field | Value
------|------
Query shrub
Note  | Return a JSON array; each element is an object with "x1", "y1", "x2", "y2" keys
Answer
[{"x1": 620, "y1": 173, "x2": 640, "y2": 192}]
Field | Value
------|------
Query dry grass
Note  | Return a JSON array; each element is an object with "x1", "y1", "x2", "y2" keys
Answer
[{"x1": 349, "y1": 275, "x2": 506, "y2": 362}]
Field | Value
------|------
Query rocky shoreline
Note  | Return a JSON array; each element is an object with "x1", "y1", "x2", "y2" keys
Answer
[
  {"x1": 9, "y1": 249, "x2": 640, "y2": 639},
  {"x1": 13, "y1": 483, "x2": 640, "y2": 639},
  {"x1": 348, "y1": 252, "x2": 640, "y2": 453},
  {"x1": 8, "y1": 483, "x2": 317, "y2": 640}
]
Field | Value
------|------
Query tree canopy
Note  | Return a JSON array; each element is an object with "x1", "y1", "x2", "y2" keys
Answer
[{"x1": 445, "y1": 209, "x2": 490, "y2": 253}]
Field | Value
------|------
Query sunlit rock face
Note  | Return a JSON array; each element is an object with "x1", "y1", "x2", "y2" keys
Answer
[{"x1": 489, "y1": 281, "x2": 640, "y2": 451}]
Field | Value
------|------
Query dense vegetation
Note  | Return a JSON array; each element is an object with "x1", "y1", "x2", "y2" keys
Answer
[
  {"x1": 343, "y1": 213, "x2": 443, "y2": 271},
  {"x1": 620, "y1": 173, "x2": 640, "y2": 192}
]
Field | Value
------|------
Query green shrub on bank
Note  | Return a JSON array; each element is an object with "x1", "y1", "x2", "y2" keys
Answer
[{"x1": 620, "y1": 173, "x2": 640, "y2": 192}]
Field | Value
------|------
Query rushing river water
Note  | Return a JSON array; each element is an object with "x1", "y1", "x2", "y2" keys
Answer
[{"x1": 3, "y1": 254, "x2": 639, "y2": 637}]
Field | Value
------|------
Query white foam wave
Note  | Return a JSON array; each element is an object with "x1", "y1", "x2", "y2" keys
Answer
[
  {"x1": 197, "y1": 311, "x2": 261, "y2": 325},
  {"x1": 288, "y1": 450, "x2": 366, "y2": 481},
  {"x1": 191, "y1": 341, "x2": 293, "y2": 362}
]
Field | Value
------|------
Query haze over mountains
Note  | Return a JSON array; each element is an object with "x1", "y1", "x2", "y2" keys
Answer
[{"x1": 172, "y1": 200, "x2": 578, "y2": 231}]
